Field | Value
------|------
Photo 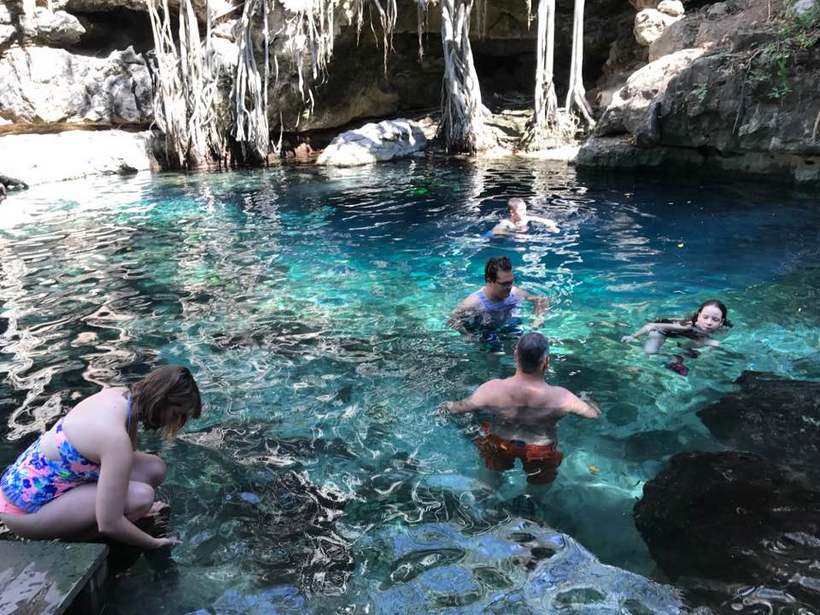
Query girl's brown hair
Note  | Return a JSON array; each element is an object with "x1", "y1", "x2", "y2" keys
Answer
[{"x1": 128, "y1": 365, "x2": 202, "y2": 443}]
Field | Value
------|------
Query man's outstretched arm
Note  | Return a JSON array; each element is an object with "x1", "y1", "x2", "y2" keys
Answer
[
  {"x1": 558, "y1": 389, "x2": 601, "y2": 419},
  {"x1": 514, "y1": 287, "x2": 550, "y2": 328},
  {"x1": 444, "y1": 382, "x2": 494, "y2": 414},
  {"x1": 444, "y1": 396, "x2": 479, "y2": 414},
  {"x1": 528, "y1": 215, "x2": 560, "y2": 233}
]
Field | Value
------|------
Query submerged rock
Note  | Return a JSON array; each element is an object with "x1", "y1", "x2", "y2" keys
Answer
[
  {"x1": 347, "y1": 518, "x2": 684, "y2": 613},
  {"x1": 635, "y1": 451, "x2": 820, "y2": 611},
  {"x1": 697, "y1": 371, "x2": 820, "y2": 479},
  {"x1": 316, "y1": 119, "x2": 427, "y2": 167}
]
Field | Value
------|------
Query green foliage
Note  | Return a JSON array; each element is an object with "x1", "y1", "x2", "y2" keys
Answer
[
  {"x1": 693, "y1": 82, "x2": 709, "y2": 103},
  {"x1": 745, "y1": 4, "x2": 819, "y2": 101}
]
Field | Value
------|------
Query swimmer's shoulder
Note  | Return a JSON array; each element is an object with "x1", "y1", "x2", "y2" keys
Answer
[{"x1": 535, "y1": 385, "x2": 578, "y2": 412}]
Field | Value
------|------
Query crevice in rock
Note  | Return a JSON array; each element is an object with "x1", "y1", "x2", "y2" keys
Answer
[{"x1": 70, "y1": 7, "x2": 154, "y2": 54}]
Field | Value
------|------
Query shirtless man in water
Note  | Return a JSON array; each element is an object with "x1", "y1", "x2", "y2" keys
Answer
[
  {"x1": 491, "y1": 198, "x2": 559, "y2": 236},
  {"x1": 444, "y1": 332, "x2": 600, "y2": 493}
]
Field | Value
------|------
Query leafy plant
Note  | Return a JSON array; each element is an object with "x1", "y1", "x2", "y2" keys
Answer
[{"x1": 744, "y1": 2, "x2": 819, "y2": 102}]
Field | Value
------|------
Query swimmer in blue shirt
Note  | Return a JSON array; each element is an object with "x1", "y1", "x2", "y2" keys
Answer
[
  {"x1": 448, "y1": 256, "x2": 550, "y2": 344},
  {"x1": 489, "y1": 198, "x2": 559, "y2": 237}
]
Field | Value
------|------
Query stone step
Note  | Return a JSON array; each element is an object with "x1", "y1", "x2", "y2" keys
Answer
[{"x1": 0, "y1": 541, "x2": 108, "y2": 615}]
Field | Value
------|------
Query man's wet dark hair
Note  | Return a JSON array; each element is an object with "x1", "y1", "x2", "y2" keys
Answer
[
  {"x1": 484, "y1": 256, "x2": 512, "y2": 283},
  {"x1": 516, "y1": 332, "x2": 550, "y2": 373}
]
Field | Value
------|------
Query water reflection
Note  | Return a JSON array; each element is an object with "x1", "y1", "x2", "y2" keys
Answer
[{"x1": 1, "y1": 160, "x2": 819, "y2": 612}]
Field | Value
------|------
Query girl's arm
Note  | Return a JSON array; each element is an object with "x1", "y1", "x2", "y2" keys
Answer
[
  {"x1": 621, "y1": 321, "x2": 691, "y2": 342},
  {"x1": 95, "y1": 432, "x2": 173, "y2": 549}
]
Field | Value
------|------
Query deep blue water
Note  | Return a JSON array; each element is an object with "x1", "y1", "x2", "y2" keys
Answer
[{"x1": 0, "y1": 159, "x2": 818, "y2": 612}]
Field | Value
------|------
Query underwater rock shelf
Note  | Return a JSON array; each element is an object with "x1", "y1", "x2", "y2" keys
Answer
[{"x1": 0, "y1": 541, "x2": 108, "y2": 614}]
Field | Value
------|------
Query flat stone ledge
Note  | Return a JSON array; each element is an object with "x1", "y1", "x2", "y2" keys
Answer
[{"x1": 0, "y1": 541, "x2": 108, "y2": 615}]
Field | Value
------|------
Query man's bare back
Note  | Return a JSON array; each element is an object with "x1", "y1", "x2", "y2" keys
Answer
[{"x1": 447, "y1": 374, "x2": 598, "y2": 445}]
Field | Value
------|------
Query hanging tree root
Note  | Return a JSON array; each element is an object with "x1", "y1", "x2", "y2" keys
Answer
[
  {"x1": 564, "y1": 0, "x2": 596, "y2": 130},
  {"x1": 519, "y1": 0, "x2": 576, "y2": 151},
  {"x1": 147, "y1": 0, "x2": 224, "y2": 169},
  {"x1": 439, "y1": 0, "x2": 495, "y2": 153}
]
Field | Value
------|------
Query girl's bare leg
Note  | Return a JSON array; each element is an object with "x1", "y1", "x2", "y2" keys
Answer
[
  {"x1": 0, "y1": 481, "x2": 154, "y2": 541},
  {"x1": 130, "y1": 452, "x2": 167, "y2": 487}
]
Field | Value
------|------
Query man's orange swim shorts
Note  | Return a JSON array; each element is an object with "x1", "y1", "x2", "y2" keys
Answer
[{"x1": 475, "y1": 423, "x2": 564, "y2": 485}]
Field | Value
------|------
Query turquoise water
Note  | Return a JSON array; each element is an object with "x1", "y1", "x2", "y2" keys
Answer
[{"x1": 1, "y1": 159, "x2": 818, "y2": 612}]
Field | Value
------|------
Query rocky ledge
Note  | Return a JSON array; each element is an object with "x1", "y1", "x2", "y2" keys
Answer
[{"x1": 579, "y1": 0, "x2": 820, "y2": 183}]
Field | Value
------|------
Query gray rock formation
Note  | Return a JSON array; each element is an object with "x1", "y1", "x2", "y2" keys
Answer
[
  {"x1": 595, "y1": 48, "x2": 705, "y2": 144},
  {"x1": 579, "y1": 0, "x2": 820, "y2": 183},
  {"x1": 20, "y1": 7, "x2": 85, "y2": 46},
  {"x1": 0, "y1": 46, "x2": 152, "y2": 130},
  {"x1": 0, "y1": 130, "x2": 155, "y2": 185},
  {"x1": 316, "y1": 119, "x2": 427, "y2": 166}
]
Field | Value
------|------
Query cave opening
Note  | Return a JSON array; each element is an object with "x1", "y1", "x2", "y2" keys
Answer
[
  {"x1": 70, "y1": 7, "x2": 154, "y2": 55},
  {"x1": 472, "y1": 43, "x2": 536, "y2": 111}
]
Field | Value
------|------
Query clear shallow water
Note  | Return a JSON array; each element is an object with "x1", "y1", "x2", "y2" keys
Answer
[{"x1": 1, "y1": 159, "x2": 819, "y2": 612}]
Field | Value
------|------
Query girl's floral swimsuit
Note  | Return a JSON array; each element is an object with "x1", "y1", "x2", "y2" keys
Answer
[{"x1": 0, "y1": 395, "x2": 132, "y2": 514}]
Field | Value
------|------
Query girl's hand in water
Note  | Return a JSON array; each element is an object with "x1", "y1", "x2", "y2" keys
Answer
[
  {"x1": 152, "y1": 536, "x2": 181, "y2": 549},
  {"x1": 704, "y1": 338, "x2": 721, "y2": 347},
  {"x1": 620, "y1": 335, "x2": 637, "y2": 343}
]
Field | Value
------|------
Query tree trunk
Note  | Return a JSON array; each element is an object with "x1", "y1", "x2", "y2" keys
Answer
[
  {"x1": 438, "y1": 0, "x2": 494, "y2": 153},
  {"x1": 520, "y1": 0, "x2": 561, "y2": 150},
  {"x1": 564, "y1": 0, "x2": 595, "y2": 127}
]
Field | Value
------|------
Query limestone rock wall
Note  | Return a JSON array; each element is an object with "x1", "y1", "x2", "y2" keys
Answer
[
  {"x1": 1, "y1": 0, "x2": 816, "y2": 184},
  {"x1": 579, "y1": 0, "x2": 820, "y2": 183}
]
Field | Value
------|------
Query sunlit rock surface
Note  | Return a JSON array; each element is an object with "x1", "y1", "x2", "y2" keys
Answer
[
  {"x1": 19, "y1": 7, "x2": 85, "y2": 46},
  {"x1": 317, "y1": 119, "x2": 427, "y2": 167},
  {"x1": 0, "y1": 46, "x2": 152, "y2": 131},
  {"x1": 594, "y1": 48, "x2": 705, "y2": 144},
  {"x1": 0, "y1": 130, "x2": 155, "y2": 186},
  {"x1": 344, "y1": 519, "x2": 683, "y2": 613},
  {"x1": 579, "y1": 0, "x2": 820, "y2": 183},
  {"x1": 634, "y1": 8, "x2": 682, "y2": 46}
]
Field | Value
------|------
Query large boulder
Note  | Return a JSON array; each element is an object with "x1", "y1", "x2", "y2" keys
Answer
[
  {"x1": 635, "y1": 451, "x2": 820, "y2": 611},
  {"x1": 20, "y1": 7, "x2": 85, "y2": 46},
  {"x1": 0, "y1": 46, "x2": 152, "y2": 131},
  {"x1": 648, "y1": 15, "x2": 699, "y2": 61},
  {"x1": 594, "y1": 48, "x2": 705, "y2": 143},
  {"x1": 697, "y1": 371, "x2": 820, "y2": 480},
  {"x1": 580, "y1": 0, "x2": 820, "y2": 183},
  {"x1": 581, "y1": 53, "x2": 820, "y2": 180},
  {"x1": 0, "y1": 130, "x2": 156, "y2": 186},
  {"x1": 316, "y1": 119, "x2": 427, "y2": 166}
]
